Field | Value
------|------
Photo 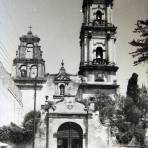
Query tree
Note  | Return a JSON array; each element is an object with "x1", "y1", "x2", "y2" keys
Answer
[
  {"x1": 114, "y1": 73, "x2": 148, "y2": 147},
  {"x1": 129, "y1": 20, "x2": 148, "y2": 66},
  {"x1": 94, "y1": 94, "x2": 116, "y2": 124},
  {"x1": 0, "y1": 111, "x2": 40, "y2": 144}
]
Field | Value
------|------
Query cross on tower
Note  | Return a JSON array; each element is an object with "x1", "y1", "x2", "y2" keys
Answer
[
  {"x1": 28, "y1": 25, "x2": 32, "y2": 32},
  {"x1": 61, "y1": 60, "x2": 64, "y2": 67}
]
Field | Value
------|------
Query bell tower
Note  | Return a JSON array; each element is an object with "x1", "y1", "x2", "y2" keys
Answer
[
  {"x1": 12, "y1": 28, "x2": 46, "y2": 89},
  {"x1": 79, "y1": 0, "x2": 119, "y2": 97}
]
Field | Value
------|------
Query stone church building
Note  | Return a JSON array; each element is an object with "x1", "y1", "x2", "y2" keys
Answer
[{"x1": 10, "y1": 0, "x2": 135, "y2": 148}]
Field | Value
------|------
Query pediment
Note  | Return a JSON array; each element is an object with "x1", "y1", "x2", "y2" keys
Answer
[
  {"x1": 54, "y1": 97, "x2": 86, "y2": 114},
  {"x1": 54, "y1": 73, "x2": 70, "y2": 82}
]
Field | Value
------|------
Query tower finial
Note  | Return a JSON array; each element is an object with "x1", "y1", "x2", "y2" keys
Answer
[
  {"x1": 61, "y1": 60, "x2": 64, "y2": 67},
  {"x1": 27, "y1": 25, "x2": 33, "y2": 35},
  {"x1": 28, "y1": 25, "x2": 32, "y2": 32}
]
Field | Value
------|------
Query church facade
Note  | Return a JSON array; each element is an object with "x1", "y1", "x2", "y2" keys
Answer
[
  {"x1": 11, "y1": 0, "x2": 127, "y2": 148},
  {"x1": 35, "y1": 0, "x2": 119, "y2": 148}
]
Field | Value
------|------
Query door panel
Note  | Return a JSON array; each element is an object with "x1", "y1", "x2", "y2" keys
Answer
[
  {"x1": 58, "y1": 138, "x2": 68, "y2": 148},
  {"x1": 72, "y1": 138, "x2": 82, "y2": 148}
]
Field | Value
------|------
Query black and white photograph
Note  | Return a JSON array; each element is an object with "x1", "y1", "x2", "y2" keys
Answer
[{"x1": 0, "y1": 0, "x2": 147, "y2": 148}]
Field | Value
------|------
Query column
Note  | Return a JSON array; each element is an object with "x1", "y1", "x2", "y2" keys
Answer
[
  {"x1": 81, "y1": 39, "x2": 85, "y2": 64},
  {"x1": 105, "y1": 37, "x2": 109, "y2": 62},
  {"x1": 88, "y1": 5, "x2": 90, "y2": 24},
  {"x1": 27, "y1": 64, "x2": 30, "y2": 77},
  {"x1": 107, "y1": 6, "x2": 112, "y2": 24},
  {"x1": 113, "y1": 38, "x2": 116, "y2": 64},
  {"x1": 105, "y1": 4, "x2": 109, "y2": 63},
  {"x1": 83, "y1": 137, "x2": 86, "y2": 148},
  {"x1": 84, "y1": 37, "x2": 88, "y2": 63},
  {"x1": 87, "y1": 37, "x2": 90, "y2": 63}
]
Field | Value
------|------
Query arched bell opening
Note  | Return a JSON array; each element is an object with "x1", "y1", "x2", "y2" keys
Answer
[
  {"x1": 93, "y1": 46, "x2": 103, "y2": 64},
  {"x1": 92, "y1": 46, "x2": 108, "y2": 65},
  {"x1": 19, "y1": 65, "x2": 27, "y2": 77},
  {"x1": 57, "y1": 122, "x2": 83, "y2": 148},
  {"x1": 96, "y1": 10, "x2": 103, "y2": 23},
  {"x1": 96, "y1": 46, "x2": 103, "y2": 59},
  {"x1": 30, "y1": 65, "x2": 38, "y2": 78},
  {"x1": 93, "y1": 10, "x2": 104, "y2": 26}
]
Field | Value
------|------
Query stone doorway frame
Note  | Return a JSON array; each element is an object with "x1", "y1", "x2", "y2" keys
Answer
[{"x1": 57, "y1": 122, "x2": 83, "y2": 148}]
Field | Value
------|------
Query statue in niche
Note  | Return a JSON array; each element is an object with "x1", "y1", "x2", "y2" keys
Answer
[{"x1": 60, "y1": 84, "x2": 65, "y2": 95}]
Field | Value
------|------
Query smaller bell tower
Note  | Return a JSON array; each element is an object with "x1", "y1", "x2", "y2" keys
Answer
[{"x1": 12, "y1": 27, "x2": 46, "y2": 89}]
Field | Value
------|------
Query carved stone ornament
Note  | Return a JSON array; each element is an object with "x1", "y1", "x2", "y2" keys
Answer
[{"x1": 65, "y1": 98, "x2": 75, "y2": 110}]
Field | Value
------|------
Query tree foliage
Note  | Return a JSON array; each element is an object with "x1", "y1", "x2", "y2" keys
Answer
[
  {"x1": 114, "y1": 73, "x2": 148, "y2": 147},
  {"x1": 94, "y1": 94, "x2": 116, "y2": 124},
  {"x1": 129, "y1": 20, "x2": 148, "y2": 66},
  {"x1": 0, "y1": 111, "x2": 40, "y2": 144}
]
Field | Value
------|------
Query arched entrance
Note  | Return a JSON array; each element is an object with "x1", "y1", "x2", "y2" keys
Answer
[{"x1": 57, "y1": 122, "x2": 83, "y2": 148}]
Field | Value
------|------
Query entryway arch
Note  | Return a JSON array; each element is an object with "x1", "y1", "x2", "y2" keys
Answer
[{"x1": 57, "y1": 122, "x2": 83, "y2": 148}]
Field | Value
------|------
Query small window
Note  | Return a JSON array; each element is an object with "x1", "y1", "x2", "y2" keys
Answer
[
  {"x1": 95, "y1": 73, "x2": 104, "y2": 82},
  {"x1": 26, "y1": 44, "x2": 33, "y2": 59},
  {"x1": 60, "y1": 84, "x2": 65, "y2": 95},
  {"x1": 27, "y1": 43, "x2": 33, "y2": 48}
]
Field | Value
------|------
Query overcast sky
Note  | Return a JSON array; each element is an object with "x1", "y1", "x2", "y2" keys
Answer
[{"x1": 0, "y1": 0, "x2": 147, "y2": 95}]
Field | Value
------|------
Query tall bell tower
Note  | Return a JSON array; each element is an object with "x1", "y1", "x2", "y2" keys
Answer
[
  {"x1": 79, "y1": 0, "x2": 119, "y2": 98},
  {"x1": 12, "y1": 28, "x2": 46, "y2": 90}
]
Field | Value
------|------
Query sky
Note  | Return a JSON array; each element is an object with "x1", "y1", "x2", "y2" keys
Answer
[{"x1": 0, "y1": 0, "x2": 147, "y2": 95}]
